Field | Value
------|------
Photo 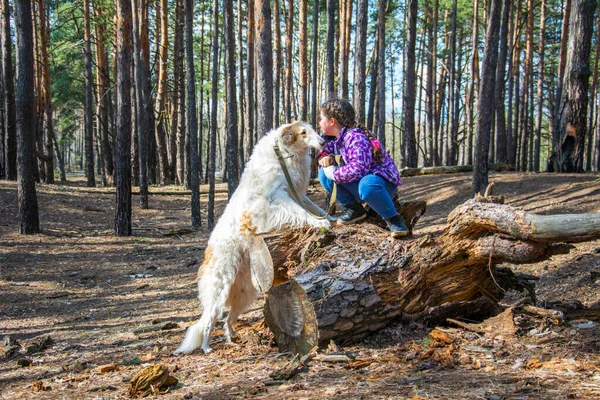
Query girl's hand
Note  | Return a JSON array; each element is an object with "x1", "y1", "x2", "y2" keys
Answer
[{"x1": 319, "y1": 155, "x2": 334, "y2": 167}]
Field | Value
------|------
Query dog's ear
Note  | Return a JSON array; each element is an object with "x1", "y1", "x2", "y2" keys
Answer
[{"x1": 279, "y1": 124, "x2": 297, "y2": 145}]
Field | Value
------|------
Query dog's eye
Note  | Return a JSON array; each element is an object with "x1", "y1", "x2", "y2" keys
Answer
[{"x1": 301, "y1": 129, "x2": 306, "y2": 135}]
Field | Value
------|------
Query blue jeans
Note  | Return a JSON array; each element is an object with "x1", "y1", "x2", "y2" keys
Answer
[{"x1": 318, "y1": 168, "x2": 398, "y2": 219}]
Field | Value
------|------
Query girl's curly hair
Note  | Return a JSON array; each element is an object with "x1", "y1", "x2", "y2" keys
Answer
[{"x1": 320, "y1": 98, "x2": 383, "y2": 161}]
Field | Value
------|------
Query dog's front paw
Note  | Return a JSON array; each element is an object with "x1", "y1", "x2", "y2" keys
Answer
[{"x1": 201, "y1": 345, "x2": 213, "y2": 354}]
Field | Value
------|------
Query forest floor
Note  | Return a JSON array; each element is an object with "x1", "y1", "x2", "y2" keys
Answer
[{"x1": 1, "y1": 171, "x2": 600, "y2": 400}]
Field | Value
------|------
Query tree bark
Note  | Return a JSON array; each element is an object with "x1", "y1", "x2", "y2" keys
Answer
[
  {"x1": 94, "y1": 2, "x2": 114, "y2": 185},
  {"x1": 115, "y1": 0, "x2": 133, "y2": 236},
  {"x1": 264, "y1": 196, "x2": 600, "y2": 354},
  {"x1": 472, "y1": 0, "x2": 500, "y2": 194},
  {"x1": 1, "y1": 0, "x2": 16, "y2": 180},
  {"x1": 299, "y1": 0, "x2": 307, "y2": 121},
  {"x1": 534, "y1": 0, "x2": 546, "y2": 172},
  {"x1": 556, "y1": 0, "x2": 596, "y2": 172},
  {"x1": 14, "y1": 0, "x2": 39, "y2": 234},
  {"x1": 353, "y1": 0, "x2": 367, "y2": 124},
  {"x1": 494, "y1": 0, "x2": 510, "y2": 164},
  {"x1": 155, "y1": 0, "x2": 171, "y2": 184},
  {"x1": 185, "y1": 0, "x2": 200, "y2": 229},
  {"x1": 402, "y1": 0, "x2": 418, "y2": 168},
  {"x1": 207, "y1": 0, "x2": 219, "y2": 228},
  {"x1": 224, "y1": 0, "x2": 239, "y2": 197},
  {"x1": 83, "y1": 0, "x2": 95, "y2": 187},
  {"x1": 375, "y1": 0, "x2": 386, "y2": 147},
  {"x1": 255, "y1": 0, "x2": 273, "y2": 136},
  {"x1": 325, "y1": 0, "x2": 336, "y2": 98}
]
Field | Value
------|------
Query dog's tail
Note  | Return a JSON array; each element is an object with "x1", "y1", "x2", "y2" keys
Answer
[{"x1": 174, "y1": 320, "x2": 206, "y2": 354}]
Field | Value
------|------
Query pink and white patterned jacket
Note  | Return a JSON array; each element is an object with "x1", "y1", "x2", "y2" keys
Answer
[{"x1": 321, "y1": 127, "x2": 402, "y2": 186}]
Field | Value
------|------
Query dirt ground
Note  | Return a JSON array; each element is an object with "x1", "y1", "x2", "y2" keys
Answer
[{"x1": 1, "y1": 171, "x2": 599, "y2": 399}]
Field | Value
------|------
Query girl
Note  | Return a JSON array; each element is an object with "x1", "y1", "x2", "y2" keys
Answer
[{"x1": 317, "y1": 98, "x2": 408, "y2": 238}]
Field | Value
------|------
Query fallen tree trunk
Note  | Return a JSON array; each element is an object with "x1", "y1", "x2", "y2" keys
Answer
[{"x1": 263, "y1": 196, "x2": 600, "y2": 354}]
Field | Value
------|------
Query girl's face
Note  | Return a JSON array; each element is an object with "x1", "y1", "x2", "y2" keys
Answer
[{"x1": 319, "y1": 111, "x2": 340, "y2": 137}]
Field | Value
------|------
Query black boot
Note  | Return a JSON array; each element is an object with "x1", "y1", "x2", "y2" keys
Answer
[
  {"x1": 336, "y1": 202, "x2": 367, "y2": 225},
  {"x1": 385, "y1": 214, "x2": 409, "y2": 238}
]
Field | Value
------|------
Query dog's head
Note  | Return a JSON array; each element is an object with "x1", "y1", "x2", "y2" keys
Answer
[{"x1": 278, "y1": 121, "x2": 323, "y2": 151}]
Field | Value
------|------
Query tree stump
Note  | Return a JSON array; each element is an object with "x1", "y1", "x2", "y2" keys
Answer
[{"x1": 263, "y1": 196, "x2": 600, "y2": 355}]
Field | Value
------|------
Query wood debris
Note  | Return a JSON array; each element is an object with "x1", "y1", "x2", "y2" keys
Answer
[{"x1": 128, "y1": 365, "x2": 178, "y2": 398}]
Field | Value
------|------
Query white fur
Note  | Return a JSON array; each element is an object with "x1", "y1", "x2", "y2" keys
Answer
[{"x1": 175, "y1": 122, "x2": 329, "y2": 354}]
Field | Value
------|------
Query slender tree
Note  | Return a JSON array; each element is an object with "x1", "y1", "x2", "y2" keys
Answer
[
  {"x1": 472, "y1": 0, "x2": 501, "y2": 194},
  {"x1": 255, "y1": 0, "x2": 273, "y2": 135},
  {"x1": 114, "y1": 0, "x2": 133, "y2": 236},
  {"x1": 186, "y1": 0, "x2": 200, "y2": 228},
  {"x1": 14, "y1": 0, "x2": 39, "y2": 233},
  {"x1": 83, "y1": 0, "x2": 95, "y2": 187},
  {"x1": 224, "y1": 0, "x2": 239, "y2": 196},
  {"x1": 93, "y1": 2, "x2": 113, "y2": 185},
  {"x1": 402, "y1": 0, "x2": 418, "y2": 167},
  {"x1": 494, "y1": 0, "x2": 511, "y2": 164},
  {"x1": 132, "y1": 0, "x2": 149, "y2": 208},
  {"x1": 353, "y1": 0, "x2": 367, "y2": 124},
  {"x1": 311, "y1": 0, "x2": 319, "y2": 127},
  {"x1": 325, "y1": 0, "x2": 336, "y2": 98},
  {"x1": 173, "y1": 0, "x2": 184, "y2": 184},
  {"x1": 245, "y1": 0, "x2": 255, "y2": 157},
  {"x1": 1, "y1": 0, "x2": 16, "y2": 180},
  {"x1": 284, "y1": 0, "x2": 293, "y2": 121},
  {"x1": 155, "y1": 0, "x2": 170, "y2": 184},
  {"x1": 299, "y1": 0, "x2": 308, "y2": 120},
  {"x1": 376, "y1": 0, "x2": 386, "y2": 145},
  {"x1": 207, "y1": 0, "x2": 219, "y2": 228},
  {"x1": 533, "y1": 0, "x2": 546, "y2": 172}
]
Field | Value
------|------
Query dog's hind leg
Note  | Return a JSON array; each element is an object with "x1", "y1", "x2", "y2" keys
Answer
[
  {"x1": 224, "y1": 255, "x2": 259, "y2": 343},
  {"x1": 176, "y1": 248, "x2": 239, "y2": 354}
]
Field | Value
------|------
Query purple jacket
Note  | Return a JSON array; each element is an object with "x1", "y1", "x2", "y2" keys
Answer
[{"x1": 322, "y1": 127, "x2": 402, "y2": 186}]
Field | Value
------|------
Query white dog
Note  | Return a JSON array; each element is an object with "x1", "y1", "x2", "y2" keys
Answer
[{"x1": 175, "y1": 121, "x2": 330, "y2": 354}]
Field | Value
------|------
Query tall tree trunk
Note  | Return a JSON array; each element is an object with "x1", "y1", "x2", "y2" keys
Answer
[
  {"x1": 556, "y1": 0, "x2": 596, "y2": 172},
  {"x1": 173, "y1": 0, "x2": 184, "y2": 184},
  {"x1": 353, "y1": 0, "x2": 367, "y2": 124},
  {"x1": 255, "y1": 0, "x2": 273, "y2": 136},
  {"x1": 299, "y1": 0, "x2": 308, "y2": 121},
  {"x1": 155, "y1": 0, "x2": 171, "y2": 184},
  {"x1": 185, "y1": 0, "x2": 200, "y2": 228},
  {"x1": 311, "y1": 0, "x2": 319, "y2": 127},
  {"x1": 284, "y1": 0, "x2": 293, "y2": 121},
  {"x1": 466, "y1": 0, "x2": 479, "y2": 167},
  {"x1": 552, "y1": 0, "x2": 571, "y2": 168},
  {"x1": 132, "y1": 0, "x2": 149, "y2": 208},
  {"x1": 376, "y1": 0, "x2": 386, "y2": 146},
  {"x1": 115, "y1": 0, "x2": 133, "y2": 236},
  {"x1": 14, "y1": 0, "x2": 39, "y2": 233},
  {"x1": 325, "y1": 0, "x2": 336, "y2": 98},
  {"x1": 472, "y1": 0, "x2": 501, "y2": 194},
  {"x1": 208, "y1": 0, "x2": 219, "y2": 228},
  {"x1": 403, "y1": 0, "x2": 418, "y2": 168},
  {"x1": 590, "y1": 10, "x2": 600, "y2": 172},
  {"x1": 224, "y1": 0, "x2": 239, "y2": 196},
  {"x1": 245, "y1": 0, "x2": 255, "y2": 158},
  {"x1": 272, "y1": 0, "x2": 281, "y2": 127},
  {"x1": 94, "y1": 2, "x2": 114, "y2": 185},
  {"x1": 237, "y1": 0, "x2": 245, "y2": 168},
  {"x1": 340, "y1": 0, "x2": 352, "y2": 100},
  {"x1": 447, "y1": 0, "x2": 458, "y2": 166},
  {"x1": 533, "y1": 0, "x2": 546, "y2": 172},
  {"x1": 83, "y1": 0, "x2": 95, "y2": 187},
  {"x1": 494, "y1": 0, "x2": 510, "y2": 164},
  {"x1": 1, "y1": 0, "x2": 16, "y2": 180},
  {"x1": 35, "y1": 0, "x2": 55, "y2": 184}
]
